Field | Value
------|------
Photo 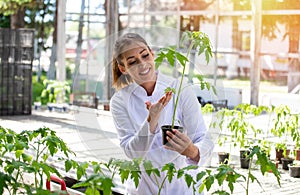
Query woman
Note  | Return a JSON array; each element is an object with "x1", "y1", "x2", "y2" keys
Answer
[{"x1": 110, "y1": 32, "x2": 214, "y2": 195}]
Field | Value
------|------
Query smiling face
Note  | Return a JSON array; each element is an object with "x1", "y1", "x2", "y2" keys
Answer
[{"x1": 118, "y1": 42, "x2": 157, "y2": 92}]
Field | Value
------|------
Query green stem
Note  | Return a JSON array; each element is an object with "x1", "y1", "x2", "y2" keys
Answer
[
  {"x1": 34, "y1": 142, "x2": 42, "y2": 190},
  {"x1": 171, "y1": 42, "x2": 194, "y2": 128},
  {"x1": 158, "y1": 175, "x2": 168, "y2": 195},
  {"x1": 246, "y1": 157, "x2": 253, "y2": 195}
]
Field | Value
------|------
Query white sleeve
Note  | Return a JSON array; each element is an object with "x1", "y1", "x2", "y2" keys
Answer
[
  {"x1": 179, "y1": 85, "x2": 214, "y2": 166},
  {"x1": 110, "y1": 93, "x2": 157, "y2": 159}
]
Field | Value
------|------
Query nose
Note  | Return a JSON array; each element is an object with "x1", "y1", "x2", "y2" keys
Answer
[{"x1": 138, "y1": 62, "x2": 146, "y2": 69}]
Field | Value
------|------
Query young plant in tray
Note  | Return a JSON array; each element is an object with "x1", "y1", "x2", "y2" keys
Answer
[
  {"x1": 271, "y1": 105, "x2": 296, "y2": 163},
  {"x1": 155, "y1": 31, "x2": 214, "y2": 142},
  {"x1": 0, "y1": 126, "x2": 75, "y2": 194}
]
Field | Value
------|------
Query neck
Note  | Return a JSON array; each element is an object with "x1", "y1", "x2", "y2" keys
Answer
[{"x1": 141, "y1": 80, "x2": 156, "y2": 96}]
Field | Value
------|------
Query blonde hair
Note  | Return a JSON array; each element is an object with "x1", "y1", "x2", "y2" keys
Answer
[{"x1": 112, "y1": 33, "x2": 150, "y2": 90}]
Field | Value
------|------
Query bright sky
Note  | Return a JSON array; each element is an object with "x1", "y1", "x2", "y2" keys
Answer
[{"x1": 66, "y1": 0, "x2": 105, "y2": 14}]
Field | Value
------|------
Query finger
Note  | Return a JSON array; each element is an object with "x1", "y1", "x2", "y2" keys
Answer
[
  {"x1": 166, "y1": 136, "x2": 182, "y2": 151},
  {"x1": 174, "y1": 130, "x2": 190, "y2": 143},
  {"x1": 166, "y1": 130, "x2": 181, "y2": 144},
  {"x1": 158, "y1": 95, "x2": 166, "y2": 104},
  {"x1": 163, "y1": 91, "x2": 172, "y2": 106},
  {"x1": 145, "y1": 101, "x2": 151, "y2": 110}
]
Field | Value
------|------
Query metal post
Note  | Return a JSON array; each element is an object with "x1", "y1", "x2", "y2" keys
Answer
[
  {"x1": 213, "y1": 0, "x2": 220, "y2": 86},
  {"x1": 57, "y1": 0, "x2": 66, "y2": 81},
  {"x1": 250, "y1": 0, "x2": 262, "y2": 106},
  {"x1": 105, "y1": 0, "x2": 118, "y2": 100}
]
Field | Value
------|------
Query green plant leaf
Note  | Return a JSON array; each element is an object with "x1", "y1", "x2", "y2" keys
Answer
[
  {"x1": 205, "y1": 175, "x2": 215, "y2": 191},
  {"x1": 161, "y1": 163, "x2": 176, "y2": 183},
  {"x1": 21, "y1": 153, "x2": 32, "y2": 163},
  {"x1": 143, "y1": 160, "x2": 160, "y2": 177},
  {"x1": 65, "y1": 159, "x2": 73, "y2": 172},
  {"x1": 184, "y1": 174, "x2": 194, "y2": 188},
  {"x1": 212, "y1": 190, "x2": 230, "y2": 195},
  {"x1": 164, "y1": 87, "x2": 176, "y2": 94},
  {"x1": 196, "y1": 171, "x2": 206, "y2": 181},
  {"x1": 15, "y1": 150, "x2": 23, "y2": 159},
  {"x1": 154, "y1": 52, "x2": 165, "y2": 69},
  {"x1": 131, "y1": 170, "x2": 141, "y2": 188},
  {"x1": 77, "y1": 162, "x2": 89, "y2": 180},
  {"x1": 101, "y1": 177, "x2": 114, "y2": 195},
  {"x1": 85, "y1": 187, "x2": 101, "y2": 195}
]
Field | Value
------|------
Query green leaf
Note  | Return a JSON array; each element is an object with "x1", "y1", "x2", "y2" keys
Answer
[
  {"x1": 161, "y1": 163, "x2": 176, "y2": 183},
  {"x1": 175, "y1": 51, "x2": 188, "y2": 67},
  {"x1": 77, "y1": 162, "x2": 89, "y2": 180},
  {"x1": 131, "y1": 170, "x2": 141, "y2": 188},
  {"x1": 184, "y1": 174, "x2": 194, "y2": 188},
  {"x1": 21, "y1": 153, "x2": 32, "y2": 163},
  {"x1": 166, "y1": 49, "x2": 176, "y2": 66},
  {"x1": 85, "y1": 187, "x2": 100, "y2": 195},
  {"x1": 154, "y1": 52, "x2": 165, "y2": 69},
  {"x1": 143, "y1": 160, "x2": 160, "y2": 177},
  {"x1": 65, "y1": 159, "x2": 73, "y2": 172},
  {"x1": 212, "y1": 190, "x2": 230, "y2": 195},
  {"x1": 196, "y1": 171, "x2": 206, "y2": 181},
  {"x1": 198, "y1": 182, "x2": 205, "y2": 193},
  {"x1": 101, "y1": 177, "x2": 114, "y2": 195},
  {"x1": 15, "y1": 150, "x2": 23, "y2": 159},
  {"x1": 205, "y1": 175, "x2": 214, "y2": 191},
  {"x1": 164, "y1": 87, "x2": 176, "y2": 94}
]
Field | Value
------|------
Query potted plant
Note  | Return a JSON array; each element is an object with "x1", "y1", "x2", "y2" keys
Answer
[
  {"x1": 213, "y1": 108, "x2": 231, "y2": 165},
  {"x1": 288, "y1": 160, "x2": 300, "y2": 178},
  {"x1": 40, "y1": 79, "x2": 71, "y2": 111},
  {"x1": 270, "y1": 105, "x2": 298, "y2": 167},
  {"x1": 155, "y1": 31, "x2": 214, "y2": 144},
  {"x1": 290, "y1": 112, "x2": 300, "y2": 160}
]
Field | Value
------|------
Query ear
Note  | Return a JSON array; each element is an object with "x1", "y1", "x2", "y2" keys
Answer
[{"x1": 118, "y1": 65, "x2": 128, "y2": 75}]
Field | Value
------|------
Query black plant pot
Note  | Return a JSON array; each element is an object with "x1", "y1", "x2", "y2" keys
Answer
[
  {"x1": 281, "y1": 158, "x2": 294, "y2": 170},
  {"x1": 289, "y1": 165, "x2": 300, "y2": 178},
  {"x1": 240, "y1": 158, "x2": 250, "y2": 169},
  {"x1": 161, "y1": 125, "x2": 183, "y2": 145},
  {"x1": 275, "y1": 149, "x2": 290, "y2": 164},
  {"x1": 240, "y1": 150, "x2": 250, "y2": 169},
  {"x1": 218, "y1": 152, "x2": 230, "y2": 164}
]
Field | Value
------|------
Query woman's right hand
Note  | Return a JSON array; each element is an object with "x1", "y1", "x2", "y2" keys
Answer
[{"x1": 145, "y1": 91, "x2": 172, "y2": 133}]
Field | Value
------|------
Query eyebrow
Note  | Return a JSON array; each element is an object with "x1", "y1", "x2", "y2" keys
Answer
[{"x1": 126, "y1": 48, "x2": 147, "y2": 61}]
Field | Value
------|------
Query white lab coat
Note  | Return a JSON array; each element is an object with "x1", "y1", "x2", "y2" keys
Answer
[{"x1": 110, "y1": 71, "x2": 214, "y2": 195}]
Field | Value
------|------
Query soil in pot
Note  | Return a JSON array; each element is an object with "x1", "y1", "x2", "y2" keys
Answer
[
  {"x1": 161, "y1": 125, "x2": 183, "y2": 145},
  {"x1": 218, "y1": 152, "x2": 230, "y2": 164},
  {"x1": 289, "y1": 165, "x2": 300, "y2": 178},
  {"x1": 281, "y1": 158, "x2": 294, "y2": 170},
  {"x1": 275, "y1": 149, "x2": 290, "y2": 164}
]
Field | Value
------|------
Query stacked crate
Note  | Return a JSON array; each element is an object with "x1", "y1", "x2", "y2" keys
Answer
[{"x1": 0, "y1": 28, "x2": 35, "y2": 115}]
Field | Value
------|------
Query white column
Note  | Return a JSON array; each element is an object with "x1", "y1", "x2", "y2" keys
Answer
[
  {"x1": 57, "y1": 0, "x2": 66, "y2": 81},
  {"x1": 250, "y1": 0, "x2": 262, "y2": 106}
]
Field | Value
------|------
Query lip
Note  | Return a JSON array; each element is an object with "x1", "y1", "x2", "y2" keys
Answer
[{"x1": 139, "y1": 68, "x2": 150, "y2": 75}]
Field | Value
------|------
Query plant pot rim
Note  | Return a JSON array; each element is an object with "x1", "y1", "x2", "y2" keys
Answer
[
  {"x1": 288, "y1": 164, "x2": 300, "y2": 168},
  {"x1": 218, "y1": 152, "x2": 230, "y2": 155},
  {"x1": 281, "y1": 157, "x2": 294, "y2": 160}
]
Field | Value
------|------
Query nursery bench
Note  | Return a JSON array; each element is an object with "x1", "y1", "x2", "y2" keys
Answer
[{"x1": 69, "y1": 92, "x2": 99, "y2": 109}]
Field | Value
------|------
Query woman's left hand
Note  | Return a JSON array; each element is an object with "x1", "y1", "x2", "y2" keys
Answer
[{"x1": 164, "y1": 129, "x2": 200, "y2": 162}]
